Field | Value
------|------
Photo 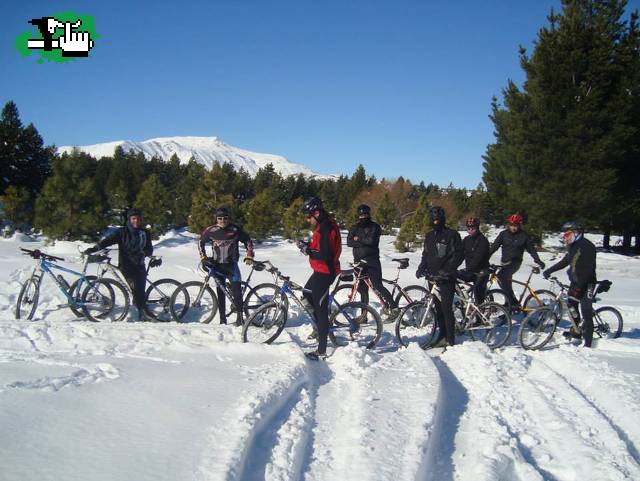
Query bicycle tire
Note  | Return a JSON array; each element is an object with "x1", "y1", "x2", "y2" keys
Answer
[
  {"x1": 518, "y1": 306, "x2": 558, "y2": 350},
  {"x1": 243, "y1": 282, "x2": 282, "y2": 317},
  {"x1": 242, "y1": 300, "x2": 289, "y2": 344},
  {"x1": 395, "y1": 284, "x2": 429, "y2": 306},
  {"x1": 68, "y1": 275, "x2": 98, "y2": 318},
  {"x1": 222, "y1": 280, "x2": 250, "y2": 318},
  {"x1": 331, "y1": 284, "x2": 360, "y2": 326},
  {"x1": 486, "y1": 288, "x2": 511, "y2": 310},
  {"x1": 523, "y1": 289, "x2": 556, "y2": 311},
  {"x1": 82, "y1": 278, "x2": 130, "y2": 322},
  {"x1": 593, "y1": 306, "x2": 623, "y2": 339},
  {"x1": 329, "y1": 301, "x2": 382, "y2": 349},
  {"x1": 170, "y1": 281, "x2": 218, "y2": 324},
  {"x1": 145, "y1": 278, "x2": 181, "y2": 322},
  {"x1": 467, "y1": 301, "x2": 512, "y2": 349},
  {"x1": 16, "y1": 278, "x2": 40, "y2": 320},
  {"x1": 395, "y1": 299, "x2": 438, "y2": 348}
]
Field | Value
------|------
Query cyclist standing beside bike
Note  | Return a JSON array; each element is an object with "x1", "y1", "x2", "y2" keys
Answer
[
  {"x1": 489, "y1": 214, "x2": 545, "y2": 310},
  {"x1": 458, "y1": 217, "x2": 490, "y2": 304},
  {"x1": 416, "y1": 206, "x2": 463, "y2": 348},
  {"x1": 85, "y1": 208, "x2": 153, "y2": 321},
  {"x1": 543, "y1": 221, "x2": 597, "y2": 347},
  {"x1": 198, "y1": 207, "x2": 254, "y2": 326},
  {"x1": 297, "y1": 197, "x2": 341, "y2": 360},
  {"x1": 347, "y1": 204, "x2": 399, "y2": 318}
]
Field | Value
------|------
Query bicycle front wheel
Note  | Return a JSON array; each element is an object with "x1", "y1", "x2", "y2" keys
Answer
[
  {"x1": 330, "y1": 302, "x2": 382, "y2": 349},
  {"x1": 518, "y1": 306, "x2": 558, "y2": 350},
  {"x1": 68, "y1": 275, "x2": 97, "y2": 318},
  {"x1": 82, "y1": 278, "x2": 130, "y2": 322},
  {"x1": 395, "y1": 300, "x2": 437, "y2": 348},
  {"x1": 523, "y1": 289, "x2": 556, "y2": 311},
  {"x1": 468, "y1": 302, "x2": 512, "y2": 349},
  {"x1": 242, "y1": 300, "x2": 289, "y2": 344},
  {"x1": 170, "y1": 281, "x2": 218, "y2": 323},
  {"x1": 145, "y1": 278, "x2": 181, "y2": 322},
  {"x1": 16, "y1": 278, "x2": 40, "y2": 320},
  {"x1": 486, "y1": 288, "x2": 511, "y2": 310},
  {"x1": 593, "y1": 306, "x2": 623, "y2": 339},
  {"x1": 243, "y1": 282, "x2": 281, "y2": 317},
  {"x1": 394, "y1": 284, "x2": 429, "y2": 307}
]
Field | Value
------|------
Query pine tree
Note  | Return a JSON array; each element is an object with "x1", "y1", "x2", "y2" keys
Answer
[
  {"x1": 282, "y1": 197, "x2": 310, "y2": 240},
  {"x1": 376, "y1": 192, "x2": 397, "y2": 234},
  {"x1": 135, "y1": 174, "x2": 172, "y2": 237},
  {"x1": 1, "y1": 185, "x2": 33, "y2": 230},
  {"x1": 243, "y1": 188, "x2": 283, "y2": 240}
]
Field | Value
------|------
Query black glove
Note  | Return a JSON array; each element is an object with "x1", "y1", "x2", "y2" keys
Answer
[
  {"x1": 542, "y1": 269, "x2": 551, "y2": 279},
  {"x1": 83, "y1": 246, "x2": 98, "y2": 255},
  {"x1": 536, "y1": 260, "x2": 546, "y2": 269},
  {"x1": 149, "y1": 257, "x2": 162, "y2": 268},
  {"x1": 202, "y1": 258, "x2": 216, "y2": 270},
  {"x1": 415, "y1": 268, "x2": 425, "y2": 279},
  {"x1": 296, "y1": 240, "x2": 310, "y2": 255}
]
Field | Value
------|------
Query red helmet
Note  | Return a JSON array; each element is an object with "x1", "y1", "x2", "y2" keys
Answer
[
  {"x1": 465, "y1": 217, "x2": 480, "y2": 228},
  {"x1": 507, "y1": 214, "x2": 523, "y2": 225}
]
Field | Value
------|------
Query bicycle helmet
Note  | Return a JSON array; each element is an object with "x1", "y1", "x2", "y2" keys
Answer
[
  {"x1": 215, "y1": 207, "x2": 230, "y2": 218},
  {"x1": 301, "y1": 197, "x2": 323, "y2": 216},
  {"x1": 507, "y1": 214, "x2": 523, "y2": 225},
  {"x1": 465, "y1": 217, "x2": 480, "y2": 228},
  {"x1": 128, "y1": 207, "x2": 142, "y2": 218},
  {"x1": 561, "y1": 220, "x2": 583, "y2": 232},
  {"x1": 357, "y1": 204, "x2": 371, "y2": 216},
  {"x1": 429, "y1": 206, "x2": 446, "y2": 224}
]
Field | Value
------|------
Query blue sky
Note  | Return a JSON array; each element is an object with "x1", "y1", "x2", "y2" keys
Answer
[{"x1": 2, "y1": 0, "x2": 638, "y2": 187}]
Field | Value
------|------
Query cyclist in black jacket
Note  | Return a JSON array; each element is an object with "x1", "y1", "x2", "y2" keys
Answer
[
  {"x1": 347, "y1": 204, "x2": 398, "y2": 318},
  {"x1": 85, "y1": 208, "x2": 153, "y2": 321},
  {"x1": 489, "y1": 214, "x2": 545, "y2": 309},
  {"x1": 416, "y1": 206, "x2": 464, "y2": 347},
  {"x1": 543, "y1": 221, "x2": 597, "y2": 347},
  {"x1": 458, "y1": 217, "x2": 490, "y2": 304}
]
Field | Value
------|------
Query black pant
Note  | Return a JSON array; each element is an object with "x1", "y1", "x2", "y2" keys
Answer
[
  {"x1": 568, "y1": 283, "x2": 594, "y2": 347},
  {"x1": 458, "y1": 269, "x2": 488, "y2": 305},
  {"x1": 497, "y1": 260, "x2": 522, "y2": 307},
  {"x1": 435, "y1": 279, "x2": 456, "y2": 345},
  {"x1": 357, "y1": 261, "x2": 396, "y2": 309},
  {"x1": 213, "y1": 263, "x2": 243, "y2": 323},
  {"x1": 303, "y1": 272, "x2": 336, "y2": 355},
  {"x1": 122, "y1": 265, "x2": 147, "y2": 311}
]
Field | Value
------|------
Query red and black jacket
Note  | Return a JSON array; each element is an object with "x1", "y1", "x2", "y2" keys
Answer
[{"x1": 308, "y1": 214, "x2": 341, "y2": 276}]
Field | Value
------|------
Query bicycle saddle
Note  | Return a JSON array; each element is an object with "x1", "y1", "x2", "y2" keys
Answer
[{"x1": 392, "y1": 258, "x2": 410, "y2": 269}]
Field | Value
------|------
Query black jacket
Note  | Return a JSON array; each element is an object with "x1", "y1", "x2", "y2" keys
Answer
[
  {"x1": 347, "y1": 219, "x2": 382, "y2": 264},
  {"x1": 198, "y1": 223, "x2": 254, "y2": 264},
  {"x1": 417, "y1": 226, "x2": 464, "y2": 279},
  {"x1": 489, "y1": 228, "x2": 542, "y2": 265},
  {"x1": 463, "y1": 231, "x2": 490, "y2": 273},
  {"x1": 97, "y1": 224, "x2": 153, "y2": 271},
  {"x1": 546, "y1": 236, "x2": 596, "y2": 287}
]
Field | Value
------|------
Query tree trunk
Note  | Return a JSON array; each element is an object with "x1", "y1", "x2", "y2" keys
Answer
[
  {"x1": 622, "y1": 230, "x2": 632, "y2": 253},
  {"x1": 603, "y1": 230, "x2": 611, "y2": 250}
]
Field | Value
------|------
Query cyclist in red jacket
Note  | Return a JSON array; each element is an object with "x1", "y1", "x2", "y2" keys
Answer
[{"x1": 297, "y1": 197, "x2": 341, "y2": 360}]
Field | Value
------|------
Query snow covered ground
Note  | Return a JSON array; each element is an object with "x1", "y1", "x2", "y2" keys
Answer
[{"x1": 1, "y1": 229, "x2": 639, "y2": 481}]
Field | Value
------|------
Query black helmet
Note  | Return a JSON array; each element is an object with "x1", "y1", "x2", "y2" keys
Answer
[
  {"x1": 128, "y1": 207, "x2": 142, "y2": 218},
  {"x1": 429, "y1": 206, "x2": 446, "y2": 224},
  {"x1": 215, "y1": 207, "x2": 230, "y2": 218},
  {"x1": 301, "y1": 197, "x2": 323, "y2": 215},
  {"x1": 357, "y1": 204, "x2": 371, "y2": 216},
  {"x1": 561, "y1": 220, "x2": 583, "y2": 232}
]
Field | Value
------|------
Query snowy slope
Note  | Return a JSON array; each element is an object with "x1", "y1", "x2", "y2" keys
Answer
[
  {"x1": 57, "y1": 136, "x2": 331, "y2": 178},
  {"x1": 1, "y1": 230, "x2": 639, "y2": 481}
]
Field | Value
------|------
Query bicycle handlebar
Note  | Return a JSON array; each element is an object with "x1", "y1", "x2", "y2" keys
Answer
[{"x1": 20, "y1": 248, "x2": 64, "y2": 262}]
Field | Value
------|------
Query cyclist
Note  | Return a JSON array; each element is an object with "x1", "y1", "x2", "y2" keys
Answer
[
  {"x1": 198, "y1": 207, "x2": 254, "y2": 326},
  {"x1": 489, "y1": 214, "x2": 545, "y2": 310},
  {"x1": 297, "y1": 197, "x2": 341, "y2": 360},
  {"x1": 415, "y1": 206, "x2": 463, "y2": 348},
  {"x1": 347, "y1": 204, "x2": 399, "y2": 319},
  {"x1": 85, "y1": 207, "x2": 153, "y2": 321},
  {"x1": 457, "y1": 217, "x2": 490, "y2": 305},
  {"x1": 543, "y1": 221, "x2": 597, "y2": 347}
]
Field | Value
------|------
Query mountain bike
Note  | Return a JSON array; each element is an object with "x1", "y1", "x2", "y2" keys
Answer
[
  {"x1": 90, "y1": 249, "x2": 180, "y2": 321},
  {"x1": 486, "y1": 263, "x2": 555, "y2": 312},
  {"x1": 242, "y1": 265, "x2": 382, "y2": 349},
  {"x1": 518, "y1": 277, "x2": 623, "y2": 350},
  {"x1": 15, "y1": 248, "x2": 129, "y2": 322},
  {"x1": 169, "y1": 259, "x2": 279, "y2": 323},
  {"x1": 332, "y1": 259, "x2": 428, "y2": 323}
]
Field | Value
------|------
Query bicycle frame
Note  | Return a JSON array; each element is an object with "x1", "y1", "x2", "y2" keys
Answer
[
  {"x1": 33, "y1": 257, "x2": 94, "y2": 307},
  {"x1": 489, "y1": 264, "x2": 545, "y2": 310}
]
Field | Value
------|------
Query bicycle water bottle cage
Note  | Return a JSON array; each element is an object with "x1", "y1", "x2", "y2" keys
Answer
[{"x1": 392, "y1": 258, "x2": 410, "y2": 269}]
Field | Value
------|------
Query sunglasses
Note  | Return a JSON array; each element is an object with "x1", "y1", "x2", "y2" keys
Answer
[
  {"x1": 217, "y1": 216, "x2": 229, "y2": 220},
  {"x1": 467, "y1": 226, "x2": 477, "y2": 230}
]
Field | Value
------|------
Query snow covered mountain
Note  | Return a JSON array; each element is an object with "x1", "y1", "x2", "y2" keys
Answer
[{"x1": 57, "y1": 136, "x2": 329, "y2": 178}]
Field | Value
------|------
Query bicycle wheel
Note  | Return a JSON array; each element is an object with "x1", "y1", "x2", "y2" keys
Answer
[
  {"x1": 68, "y1": 275, "x2": 97, "y2": 318},
  {"x1": 395, "y1": 284, "x2": 429, "y2": 306},
  {"x1": 170, "y1": 281, "x2": 218, "y2": 323},
  {"x1": 16, "y1": 278, "x2": 40, "y2": 320},
  {"x1": 486, "y1": 288, "x2": 511, "y2": 309},
  {"x1": 468, "y1": 302, "x2": 512, "y2": 349},
  {"x1": 82, "y1": 278, "x2": 130, "y2": 322},
  {"x1": 145, "y1": 278, "x2": 181, "y2": 322},
  {"x1": 242, "y1": 300, "x2": 289, "y2": 344},
  {"x1": 243, "y1": 282, "x2": 282, "y2": 317},
  {"x1": 518, "y1": 306, "x2": 558, "y2": 350},
  {"x1": 395, "y1": 300, "x2": 438, "y2": 348},
  {"x1": 329, "y1": 302, "x2": 382, "y2": 349},
  {"x1": 330, "y1": 284, "x2": 359, "y2": 326},
  {"x1": 593, "y1": 306, "x2": 623, "y2": 339},
  {"x1": 523, "y1": 289, "x2": 556, "y2": 311}
]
